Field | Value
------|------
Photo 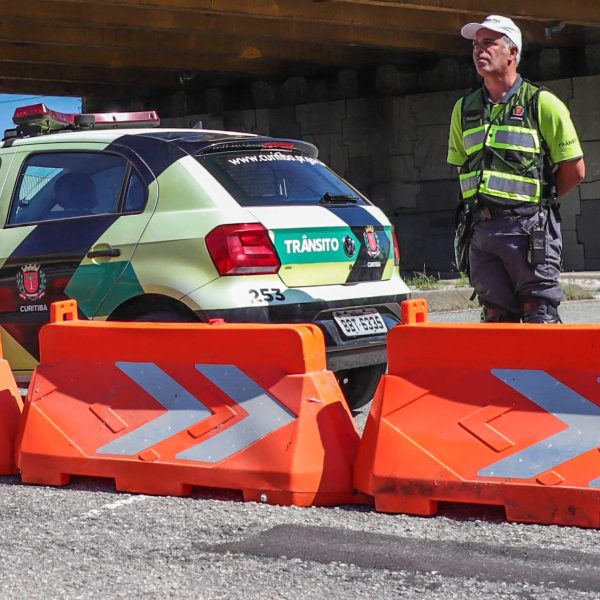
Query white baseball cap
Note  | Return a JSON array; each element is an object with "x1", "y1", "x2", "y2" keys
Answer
[{"x1": 460, "y1": 15, "x2": 522, "y2": 53}]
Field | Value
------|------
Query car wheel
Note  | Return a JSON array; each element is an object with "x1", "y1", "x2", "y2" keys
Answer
[
  {"x1": 130, "y1": 310, "x2": 189, "y2": 323},
  {"x1": 335, "y1": 363, "x2": 386, "y2": 411}
]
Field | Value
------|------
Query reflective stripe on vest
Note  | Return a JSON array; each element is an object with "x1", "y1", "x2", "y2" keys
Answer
[
  {"x1": 463, "y1": 126, "x2": 487, "y2": 155},
  {"x1": 490, "y1": 126, "x2": 540, "y2": 153},
  {"x1": 481, "y1": 171, "x2": 540, "y2": 202},
  {"x1": 459, "y1": 173, "x2": 479, "y2": 198},
  {"x1": 460, "y1": 170, "x2": 540, "y2": 202},
  {"x1": 463, "y1": 125, "x2": 540, "y2": 157}
]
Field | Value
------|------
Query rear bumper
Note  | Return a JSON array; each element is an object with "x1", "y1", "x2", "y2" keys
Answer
[
  {"x1": 315, "y1": 302, "x2": 402, "y2": 370},
  {"x1": 326, "y1": 341, "x2": 387, "y2": 371},
  {"x1": 201, "y1": 293, "x2": 408, "y2": 371}
]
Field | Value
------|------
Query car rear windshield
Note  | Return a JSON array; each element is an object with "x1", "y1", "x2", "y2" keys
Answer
[{"x1": 196, "y1": 151, "x2": 368, "y2": 206}]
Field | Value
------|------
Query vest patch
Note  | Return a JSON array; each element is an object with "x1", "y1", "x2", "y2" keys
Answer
[{"x1": 509, "y1": 105, "x2": 526, "y2": 121}]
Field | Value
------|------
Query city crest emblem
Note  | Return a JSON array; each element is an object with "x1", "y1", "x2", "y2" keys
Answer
[
  {"x1": 17, "y1": 264, "x2": 47, "y2": 301},
  {"x1": 363, "y1": 225, "x2": 381, "y2": 258}
]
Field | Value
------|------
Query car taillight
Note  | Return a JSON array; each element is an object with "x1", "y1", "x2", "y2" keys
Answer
[
  {"x1": 392, "y1": 226, "x2": 401, "y2": 266},
  {"x1": 205, "y1": 224, "x2": 280, "y2": 275}
]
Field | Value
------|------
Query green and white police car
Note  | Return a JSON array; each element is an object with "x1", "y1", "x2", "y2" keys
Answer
[{"x1": 0, "y1": 104, "x2": 410, "y2": 409}]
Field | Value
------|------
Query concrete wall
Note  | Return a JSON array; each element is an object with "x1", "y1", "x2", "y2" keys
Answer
[{"x1": 163, "y1": 74, "x2": 599, "y2": 274}]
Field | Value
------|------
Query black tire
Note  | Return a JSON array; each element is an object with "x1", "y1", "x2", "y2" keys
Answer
[
  {"x1": 130, "y1": 310, "x2": 189, "y2": 323},
  {"x1": 335, "y1": 363, "x2": 386, "y2": 411}
]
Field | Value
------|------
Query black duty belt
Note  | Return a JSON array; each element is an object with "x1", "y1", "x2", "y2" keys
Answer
[{"x1": 475, "y1": 204, "x2": 541, "y2": 220}]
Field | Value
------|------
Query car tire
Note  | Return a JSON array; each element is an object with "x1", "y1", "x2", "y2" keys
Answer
[
  {"x1": 130, "y1": 310, "x2": 189, "y2": 323},
  {"x1": 335, "y1": 363, "x2": 386, "y2": 411}
]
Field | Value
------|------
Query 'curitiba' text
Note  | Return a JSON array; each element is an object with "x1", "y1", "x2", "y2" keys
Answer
[
  {"x1": 284, "y1": 236, "x2": 340, "y2": 254},
  {"x1": 20, "y1": 304, "x2": 48, "y2": 313}
]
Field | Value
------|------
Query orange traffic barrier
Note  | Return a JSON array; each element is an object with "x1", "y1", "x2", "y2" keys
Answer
[
  {"x1": 16, "y1": 301, "x2": 360, "y2": 506},
  {"x1": 355, "y1": 298, "x2": 600, "y2": 528},
  {"x1": 0, "y1": 338, "x2": 23, "y2": 474}
]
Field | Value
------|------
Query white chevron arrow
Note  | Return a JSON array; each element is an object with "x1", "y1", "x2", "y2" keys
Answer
[{"x1": 478, "y1": 369, "x2": 600, "y2": 483}]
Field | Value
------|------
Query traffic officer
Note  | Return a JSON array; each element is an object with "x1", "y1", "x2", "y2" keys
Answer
[{"x1": 447, "y1": 15, "x2": 585, "y2": 323}]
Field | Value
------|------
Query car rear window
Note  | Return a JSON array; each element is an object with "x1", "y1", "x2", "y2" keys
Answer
[{"x1": 196, "y1": 151, "x2": 367, "y2": 206}]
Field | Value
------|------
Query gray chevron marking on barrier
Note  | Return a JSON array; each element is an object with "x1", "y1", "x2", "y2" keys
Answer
[
  {"x1": 96, "y1": 362, "x2": 296, "y2": 462},
  {"x1": 176, "y1": 364, "x2": 296, "y2": 463},
  {"x1": 478, "y1": 369, "x2": 600, "y2": 482}
]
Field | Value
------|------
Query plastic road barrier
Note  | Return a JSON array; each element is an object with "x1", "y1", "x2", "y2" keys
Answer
[
  {"x1": 0, "y1": 339, "x2": 23, "y2": 474},
  {"x1": 355, "y1": 299, "x2": 600, "y2": 528},
  {"x1": 16, "y1": 301, "x2": 360, "y2": 506}
]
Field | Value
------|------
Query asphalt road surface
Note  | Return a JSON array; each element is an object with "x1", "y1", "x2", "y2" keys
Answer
[
  {"x1": 2, "y1": 476, "x2": 600, "y2": 600},
  {"x1": 3, "y1": 298, "x2": 600, "y2": 599}
]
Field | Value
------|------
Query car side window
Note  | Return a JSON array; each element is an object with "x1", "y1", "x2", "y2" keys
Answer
[
  {"x1": 8, "y1": 152, "x2": 129, "y2": 225},
  {"x1": 123, "y1": 169, "x2": 147, "y2": 213}
]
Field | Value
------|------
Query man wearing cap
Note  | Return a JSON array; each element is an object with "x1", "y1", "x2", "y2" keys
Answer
[{"x1": 448, "y1": 15, "x2": 585, "y2": 323}]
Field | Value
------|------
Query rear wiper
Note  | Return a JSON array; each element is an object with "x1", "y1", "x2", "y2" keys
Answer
[{"x1": 319, "y1": 192, "x2": 359, "y2": 205}]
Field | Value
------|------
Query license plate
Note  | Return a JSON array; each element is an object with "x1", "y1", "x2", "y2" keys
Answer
[{"x1": 333, "y1": 310, "x2": 387, "y2": 337}]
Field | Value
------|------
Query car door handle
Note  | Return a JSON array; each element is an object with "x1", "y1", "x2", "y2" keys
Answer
[{"x1": 87, "y1": 248, "x2": 121, "y2": 259}]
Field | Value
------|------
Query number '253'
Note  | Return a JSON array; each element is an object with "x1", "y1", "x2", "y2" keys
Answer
[{"x1": 248, "y1": 288, "x2": 285, "y2": 303}]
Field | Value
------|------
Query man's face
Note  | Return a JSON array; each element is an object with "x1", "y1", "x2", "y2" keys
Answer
[{"x1": 472, "y1": 28, "x2": 515, "y2": 77}]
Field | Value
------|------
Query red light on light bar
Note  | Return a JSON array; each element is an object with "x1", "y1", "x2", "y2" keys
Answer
[
  {"x1": 88, "y1": 110, "x2": 160, "y2": 128},
  {"x1": 13, "y1": 103, "x2": 48, "y2": 122},
  {"x1": 13, "y1": 103, "x2": 75, "y2": 126},
  {"x1": 92, "y1": 110, "x2": 160, "y2": 129},
  {"x1": 262, "y1": 141, "x2": 294, "y2": 151}
]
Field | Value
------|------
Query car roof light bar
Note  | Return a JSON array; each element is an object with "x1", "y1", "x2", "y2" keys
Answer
[{"x1": 12, "y1": 103, "x2": 160, "y2": 132}]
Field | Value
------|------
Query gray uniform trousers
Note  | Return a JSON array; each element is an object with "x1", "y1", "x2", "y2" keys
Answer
[{"x1": 468, "y1": 208, "x2": 563, "y2": 315}]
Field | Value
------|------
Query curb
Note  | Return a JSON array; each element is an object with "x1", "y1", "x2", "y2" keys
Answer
[
  {"x1": 410, "y1": 275, "x2": 600, "y2": 313},
  {"x1": 410, "y1": 287, "x2": 478, "y2": 313}
]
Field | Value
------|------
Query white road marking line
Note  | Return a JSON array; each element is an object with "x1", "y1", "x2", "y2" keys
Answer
[{"x1": 80, "y1": 495, "x2": 148, "y2": 519}]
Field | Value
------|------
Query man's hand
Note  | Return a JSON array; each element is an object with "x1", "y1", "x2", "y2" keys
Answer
[{"x1": 556, "y1": 157, "x2": 586, "y2": 197}]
